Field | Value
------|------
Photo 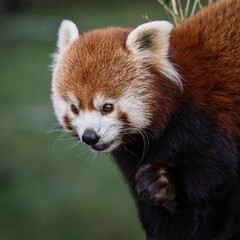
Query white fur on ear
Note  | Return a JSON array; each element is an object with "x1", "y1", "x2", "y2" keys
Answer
[
  {"x1": 126, "y1": 21, "x2": 181, "y2": 88},
  {"x1": 57, "y1": 20, "x2": 79, "y2": 55}
]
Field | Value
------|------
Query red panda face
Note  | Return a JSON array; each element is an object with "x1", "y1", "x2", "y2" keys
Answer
[{"x1": 51, "y1": 20, "x2": 180, "y2": 152}]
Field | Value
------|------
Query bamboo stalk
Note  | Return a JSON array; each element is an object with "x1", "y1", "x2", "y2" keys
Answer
[
  {"x1": 197, "y1": 0, "x2": 203, "y2": 9},
  {"x1": 157, "y1": 0, "x2": 178, "y2": 25},
  {"x1": 177, "y1": 0, "x2": 185, "y2": 21},
  {"x1": 171, "y1": 0, "x2": 179, "y2": 15},
  {"x1": 190, "y1": 0, "x2": 198, "y2": 16},
  {"x1": 184, "y1": 0, "x2": 191, "y2": 18},
  {"x1": 156, "y1": 0, "x2": 218, "y2": 26}
]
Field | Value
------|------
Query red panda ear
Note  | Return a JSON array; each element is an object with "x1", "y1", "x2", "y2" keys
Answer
[
  {"x1": 126, "y1": 21, "x2": 182, "y2": 88},
  {"x1": 57, "y1": 20, "x2": 79, "y2": 55}
]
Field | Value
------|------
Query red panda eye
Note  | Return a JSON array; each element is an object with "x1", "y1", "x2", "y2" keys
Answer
[
  {"x1": 71, "y1": 104, "x2": 79, "y2": 114},
  {"x1": 102, "y1": 104, "x2": 114, "y2": 114}
]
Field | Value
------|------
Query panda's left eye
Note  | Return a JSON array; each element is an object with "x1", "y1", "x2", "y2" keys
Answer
[
  {"x1": 71, "y1": 104, "x2": 79, "y2": 114},
  {"x1": 102, "y1": 104, "x2": 114, "y2": 114}
]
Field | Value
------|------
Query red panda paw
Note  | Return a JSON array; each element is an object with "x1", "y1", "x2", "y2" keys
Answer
[{"x1": 135, "y1": 164, "x2": 177, "y2": 211}]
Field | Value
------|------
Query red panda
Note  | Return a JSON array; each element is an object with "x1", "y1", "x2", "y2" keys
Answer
[{"x1": 51, "y1": 0, "x2": 240, "y2": 239}]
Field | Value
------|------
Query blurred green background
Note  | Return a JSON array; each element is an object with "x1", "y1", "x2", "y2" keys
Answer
[{"x1": 0, "y1": 0, "x2": 171, "y2": 239}]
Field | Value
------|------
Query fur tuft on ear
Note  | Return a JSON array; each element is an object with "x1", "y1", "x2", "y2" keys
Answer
[
  {"x1": 126, "y1": 21, "x2": 181, "y2": 88},
  {"x1": 51, "y1": 20, "x2": 79, "y2": 70},
  {"x1": 57, "y1": 20, "x2": 79, "y2": 55}
]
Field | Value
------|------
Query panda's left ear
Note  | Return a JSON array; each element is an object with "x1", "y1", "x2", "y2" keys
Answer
[
  {"x1": 126, "y1": 21, "x2": 181, "y2": 87},
  {"x1": 57, "y1": 20, "x2": 79, "y2": 55}
]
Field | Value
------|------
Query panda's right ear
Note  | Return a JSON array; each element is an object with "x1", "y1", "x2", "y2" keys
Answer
[{"x1": 57, "y1": 20, "x2": 79, "y2": 55}]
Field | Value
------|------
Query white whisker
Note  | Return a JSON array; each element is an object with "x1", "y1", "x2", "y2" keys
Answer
[
  {"x1": 67, "y1": 140, "x2": 81, "y2": 149},
  {"x1": 51, "y1": 131, "x2": 69, "y2": 159},
  {"x1": 119, "y1": 125, "x2": 152, "y2": 180}
]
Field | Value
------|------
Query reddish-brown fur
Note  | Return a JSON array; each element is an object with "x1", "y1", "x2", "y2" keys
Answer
[
  {"x1": 170, "y1": 0, "x2": 240, "y2": 140},
  {"x1": 63, "y1": 115, "x2": 73, "y2": 131}
]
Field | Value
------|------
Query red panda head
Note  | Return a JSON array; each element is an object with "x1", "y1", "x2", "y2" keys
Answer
[{"x1": 51, "y1": 20, "x2": 181, "y2": 152}]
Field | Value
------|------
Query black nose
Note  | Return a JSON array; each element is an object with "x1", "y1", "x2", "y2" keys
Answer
[{"x1": 82, "y1": 129, "x2": 100, "y2": 145}]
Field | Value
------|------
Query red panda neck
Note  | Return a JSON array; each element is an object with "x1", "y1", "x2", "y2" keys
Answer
[{"x1": 147, "y1": 65, "x2": 182, "y2": 134}]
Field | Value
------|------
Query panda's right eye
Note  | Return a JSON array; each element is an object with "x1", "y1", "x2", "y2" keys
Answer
[{"x1": 71, "y1": 104, "x2": 79, "y2": 114}]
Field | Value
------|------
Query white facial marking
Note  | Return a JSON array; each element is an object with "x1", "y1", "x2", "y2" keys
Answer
[
  {"x1": 51, "y1": 87, "x2": 68, "y2": 126},
  {"x1": 93, "y1": 93, "x2": 105, "y2": 109},
  {"x1": 71, "y1": 108, "x2": 122, "y2": 153},
  {"x1": 94, "y1": 93, "x2": 115, "y2": 110},
  {"x1": 68, "y1": 94, "x2": 79, "y2": 108},
  {"x1": 119, "y1": 87, "x2": 150, "y2": 129}
]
